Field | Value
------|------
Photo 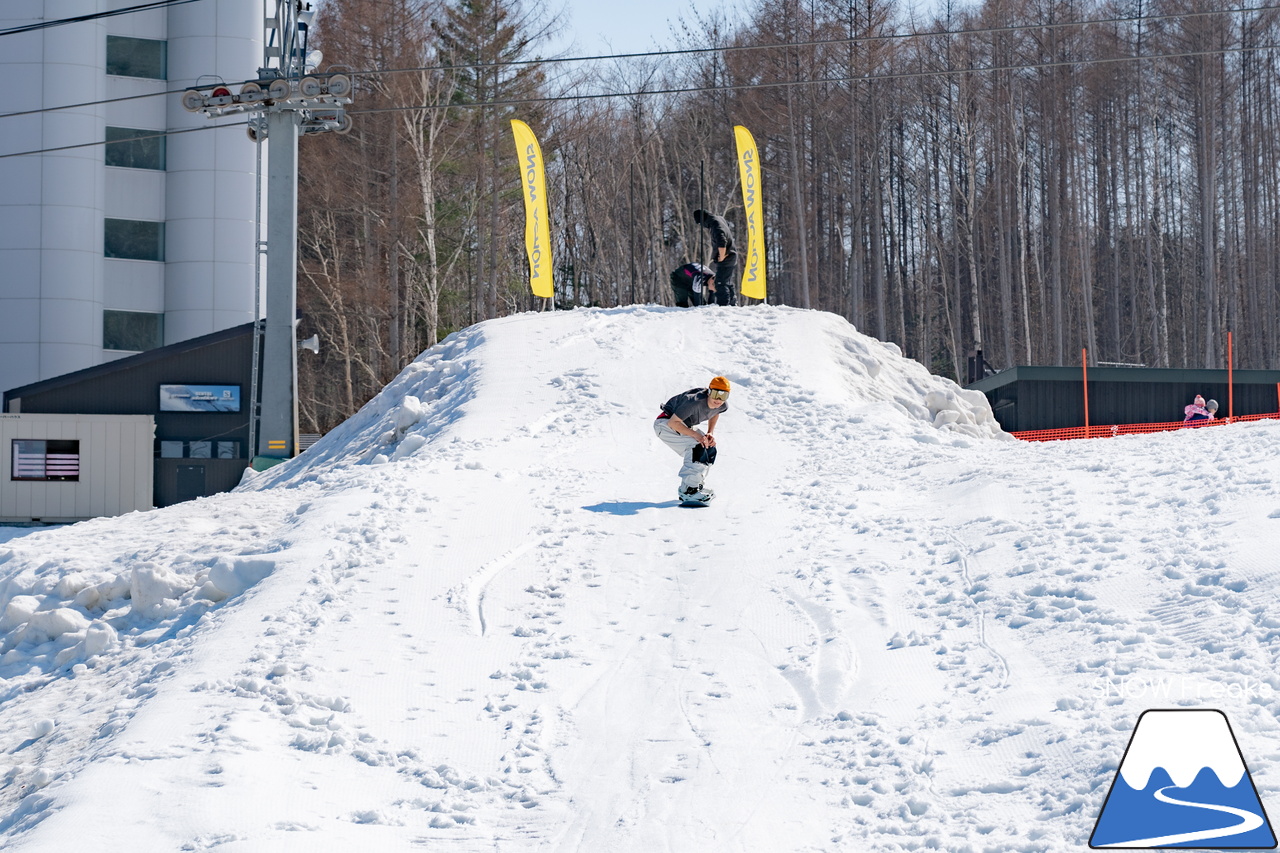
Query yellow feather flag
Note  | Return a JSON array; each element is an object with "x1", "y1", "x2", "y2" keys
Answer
[
  {"x1": 511, "y1": 119, "x2": 554, "y2": 299},
  {"x1": 734, "y1": 125, "x2": 766, "y2": 301}
]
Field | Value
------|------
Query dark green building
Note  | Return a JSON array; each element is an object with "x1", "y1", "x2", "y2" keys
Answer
[{"x1": 967, "y1": 366, "x2": 1280, "y2": 433}]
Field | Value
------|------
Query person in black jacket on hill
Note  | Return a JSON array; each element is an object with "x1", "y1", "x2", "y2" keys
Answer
[
  {"x1": 668, "y1": 262, "x2": 713, "y2": 307},
  {"x1": 694, "y1": 209, "x2": 738, "y2": 306}
]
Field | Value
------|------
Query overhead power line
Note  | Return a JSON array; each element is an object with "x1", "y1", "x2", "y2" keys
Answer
[
  {"x1": 1, "y1": 3, "x2": 1276, "y2": 122},
  {"x1": 353, "y1": 3, "x2": 1280, "y2": 80},
  {"x1": 349, "y1": 42, "x2": 1280, "y2": 116},
  {"x1": 0, "y1": 0, "x2": 206, "y2": 38},
  {"x1": 0, "y1": 122, "x2": 243, "y2": 160},
  {"x1": 1, "y1": 37, "x2": 1273, "y2": 160},
  {"x1": 0, "y1": 87, "x2": 193, "y2": 121}
]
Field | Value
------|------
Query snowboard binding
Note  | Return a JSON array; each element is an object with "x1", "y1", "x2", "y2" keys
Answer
[{"x1": 679, "y1": 485, "x2": 715, "y2": 507}]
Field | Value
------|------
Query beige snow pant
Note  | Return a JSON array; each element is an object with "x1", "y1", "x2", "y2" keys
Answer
[{"x1": 654, "y1": 418, "x2": 708, "y2": 493}]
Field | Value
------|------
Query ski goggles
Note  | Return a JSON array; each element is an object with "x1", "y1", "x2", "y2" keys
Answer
[{"x1": 708, "y1": 388, "x2": 729, "y2": 402}]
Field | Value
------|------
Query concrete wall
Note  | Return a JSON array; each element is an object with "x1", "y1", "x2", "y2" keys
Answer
[
  {"x1": 0, "y1": 0, "x2": 262, "y2": 397},
  {"x1": 164, "y1": 0, "x2": 261, "y2": 344},
  {"x1": 0, "y1": 0, "x2": 107, "y2": 394}
]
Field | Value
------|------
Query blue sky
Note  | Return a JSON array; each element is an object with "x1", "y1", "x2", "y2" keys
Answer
[{"x1": 549, "y1": 0, "x2": 714, "y2": 57}]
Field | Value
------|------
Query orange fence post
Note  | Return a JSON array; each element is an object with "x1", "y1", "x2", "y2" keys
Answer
[
  {"x1": 1082, "y1": 348, "x2": 1090, "y2": 433},
  {"x1": 1227, "y1": 331, "x2": 1234, "y2": 422}
]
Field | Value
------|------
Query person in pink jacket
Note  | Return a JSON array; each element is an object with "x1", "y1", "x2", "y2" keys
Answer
[{"x1": 1184, "y1": 394, "x2": 1211, "y2": 423}]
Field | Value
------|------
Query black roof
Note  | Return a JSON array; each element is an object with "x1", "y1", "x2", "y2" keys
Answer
[{"x1": 3, "y1": 322, "x2": 255, "y2": 408}]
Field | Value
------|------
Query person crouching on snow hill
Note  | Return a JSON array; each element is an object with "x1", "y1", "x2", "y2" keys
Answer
[{"x1": 654, "y1": 376, "x2": 730, "y2": 504}]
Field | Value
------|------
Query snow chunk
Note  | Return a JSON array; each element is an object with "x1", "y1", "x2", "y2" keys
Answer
[
  {"x1": 207, "y1": 556, "x2": 275, "y2": 600},
  {"x1": 392, "y1": 433, "x2": 428, "y2": 461},
  {"x1": 130, "y1": 564, "x2": 193, "y2": 618},
  {"x1": 81, "y1": 622, "x2": 118, "y2": 657},
  {"x1": 393, "y1": 396, "x2": 425, "y2": 438},
  {"x1": 54, "y1": 573, "x2": 90, "y2": 598},
  {"x1": 23, "y1": 608, "x2": 90, "y2": 644},
  {"x1": 933, "y1": 410, "x2": 962, "y2": 428},
  {"x1": 96, "y1": 574, "x2": 132, "y2": 604},
  {"x1": 924, "y1": 389, "x2": 976, "y2": 428},
  {"x1": 1, "y1": 595, "x2": 40, "y2": 632}
]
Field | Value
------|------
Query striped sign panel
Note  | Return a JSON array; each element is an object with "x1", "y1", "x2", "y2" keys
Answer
[
  {"x1": 12, "y1": 441, "x2": 46, "y2": 478},
  {"x1": 10, "y1": 440, "x2": 80, "y2": 480},
  {"x1": 45, "y1": 453, "x2": 80, "y2": 478}
]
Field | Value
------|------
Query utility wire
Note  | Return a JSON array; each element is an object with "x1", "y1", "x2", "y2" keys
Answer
[
  {"x1": 354, "y1": 3, "x2": 1280, "y2": 79},
  {"x1": 0, "y1": 0, "x2": 206, "y2": 37},
  {"x1": 1, "y1": 86, "x2": 204, "y2": 121},
  {"x1": 1, "y1": 3, "x2": 1276, "y2": 121},
  {"x1": 2, "y1": 37, "x2": 1272, "y2": 160},
  {"x1": 0, "y1": 122, "x2": 245, "y2": 160},
  {"x1": 349, "y1": 42, "x2": 1280, "y2": 115}
]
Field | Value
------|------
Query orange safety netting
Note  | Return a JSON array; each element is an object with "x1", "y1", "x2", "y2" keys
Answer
[{"x1": 1013, "y1": 412, "x2": 1280, "y2": 442}]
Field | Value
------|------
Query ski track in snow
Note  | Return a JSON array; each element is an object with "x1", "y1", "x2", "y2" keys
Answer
[{"x1": 2, "y1": 305, "x2": 1280, "y2": 851}]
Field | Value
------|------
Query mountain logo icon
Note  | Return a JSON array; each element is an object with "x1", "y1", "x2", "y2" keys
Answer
[{"x1": 1090, "y1": 709, "x2": 1277, "y2": 849}]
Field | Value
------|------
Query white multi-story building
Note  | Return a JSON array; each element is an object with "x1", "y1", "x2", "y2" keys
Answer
[{"x1": 0, "y1": 0, "x2": 262, "y2": 396}]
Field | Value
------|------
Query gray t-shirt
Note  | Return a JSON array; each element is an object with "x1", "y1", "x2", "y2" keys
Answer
[{"x1": 660, "y1": 388, "x2": 729, "y2": 427}]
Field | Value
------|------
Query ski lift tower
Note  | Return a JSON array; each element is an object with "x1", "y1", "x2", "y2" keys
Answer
[{"x1": 182, "y1": 1, "x2": 352, "y2": 462}]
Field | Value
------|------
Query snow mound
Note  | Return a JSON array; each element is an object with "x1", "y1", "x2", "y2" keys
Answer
[
  {"x1": 246, "y1": 306, "x2": 1006, "y2": 491},
  {"x1": 2, "y1": 306, "x2": 1003, "y2": 688}
]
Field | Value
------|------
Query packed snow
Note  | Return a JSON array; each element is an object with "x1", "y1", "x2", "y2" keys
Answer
[{"x1": 2, "y1": 305, "x2": 1280, "y2": 852}]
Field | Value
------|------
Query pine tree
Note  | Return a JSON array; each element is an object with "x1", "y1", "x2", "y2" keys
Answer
[{"x1": 432, "y1": 0, "x2": 552, "y2": 319}]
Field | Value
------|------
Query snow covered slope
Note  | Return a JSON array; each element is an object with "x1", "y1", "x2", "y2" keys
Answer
[{"x1": 3, "y1": 305, "x2": 1280, "y2": 852}]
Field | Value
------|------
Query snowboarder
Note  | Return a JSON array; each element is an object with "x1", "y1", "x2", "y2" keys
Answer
[
  {"x1": 669, "y1": 262, "x2": 714, "y2": 308},
  {"x1": 654, "y1": 376, "x2": 730, "y2": 505},
  {"x1": 693, "y1": 209, "x2": 738, "y2": 306}
]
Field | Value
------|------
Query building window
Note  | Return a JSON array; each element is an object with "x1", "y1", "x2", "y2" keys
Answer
[
  {"x1": 159, "y1": 440, "x2": 240, "y2": 459},
  {"x1": 105, "y1": 127, "x2": 165, "y2": 170},
  {"x1": 104, "y1": 310, "x2": 164, "y2": 351},
  {"x1": 12, "y1": 440, "x2": 80, "y2": 482},
  {"x1": 104, "y1": 219, "x2": 164, "y2": 261},
  {"x1": 106, "y1": 36, "x2": 167, "y2": 79}
]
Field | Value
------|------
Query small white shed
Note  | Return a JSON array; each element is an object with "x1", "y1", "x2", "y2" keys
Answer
[{"x1": 0, "y1": 413, "x2": 154, "y2": 523}]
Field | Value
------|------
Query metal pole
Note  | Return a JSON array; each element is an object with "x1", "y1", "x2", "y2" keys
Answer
[
  {"x1": 698, "y1": 159, "x2": 705, "y2": 262},
  {"x1": 630, "y1": 162, "x2": 636, "y2": 305},
  {"x1": 259, "y1": 108, "x2": 300, "y2": 458},
  {"x1": 182, "y1": 1, "x2": 349, "y2": 462},
  {"x1": 247, "y1": 133, "x2": 265, "y2": 461}
]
